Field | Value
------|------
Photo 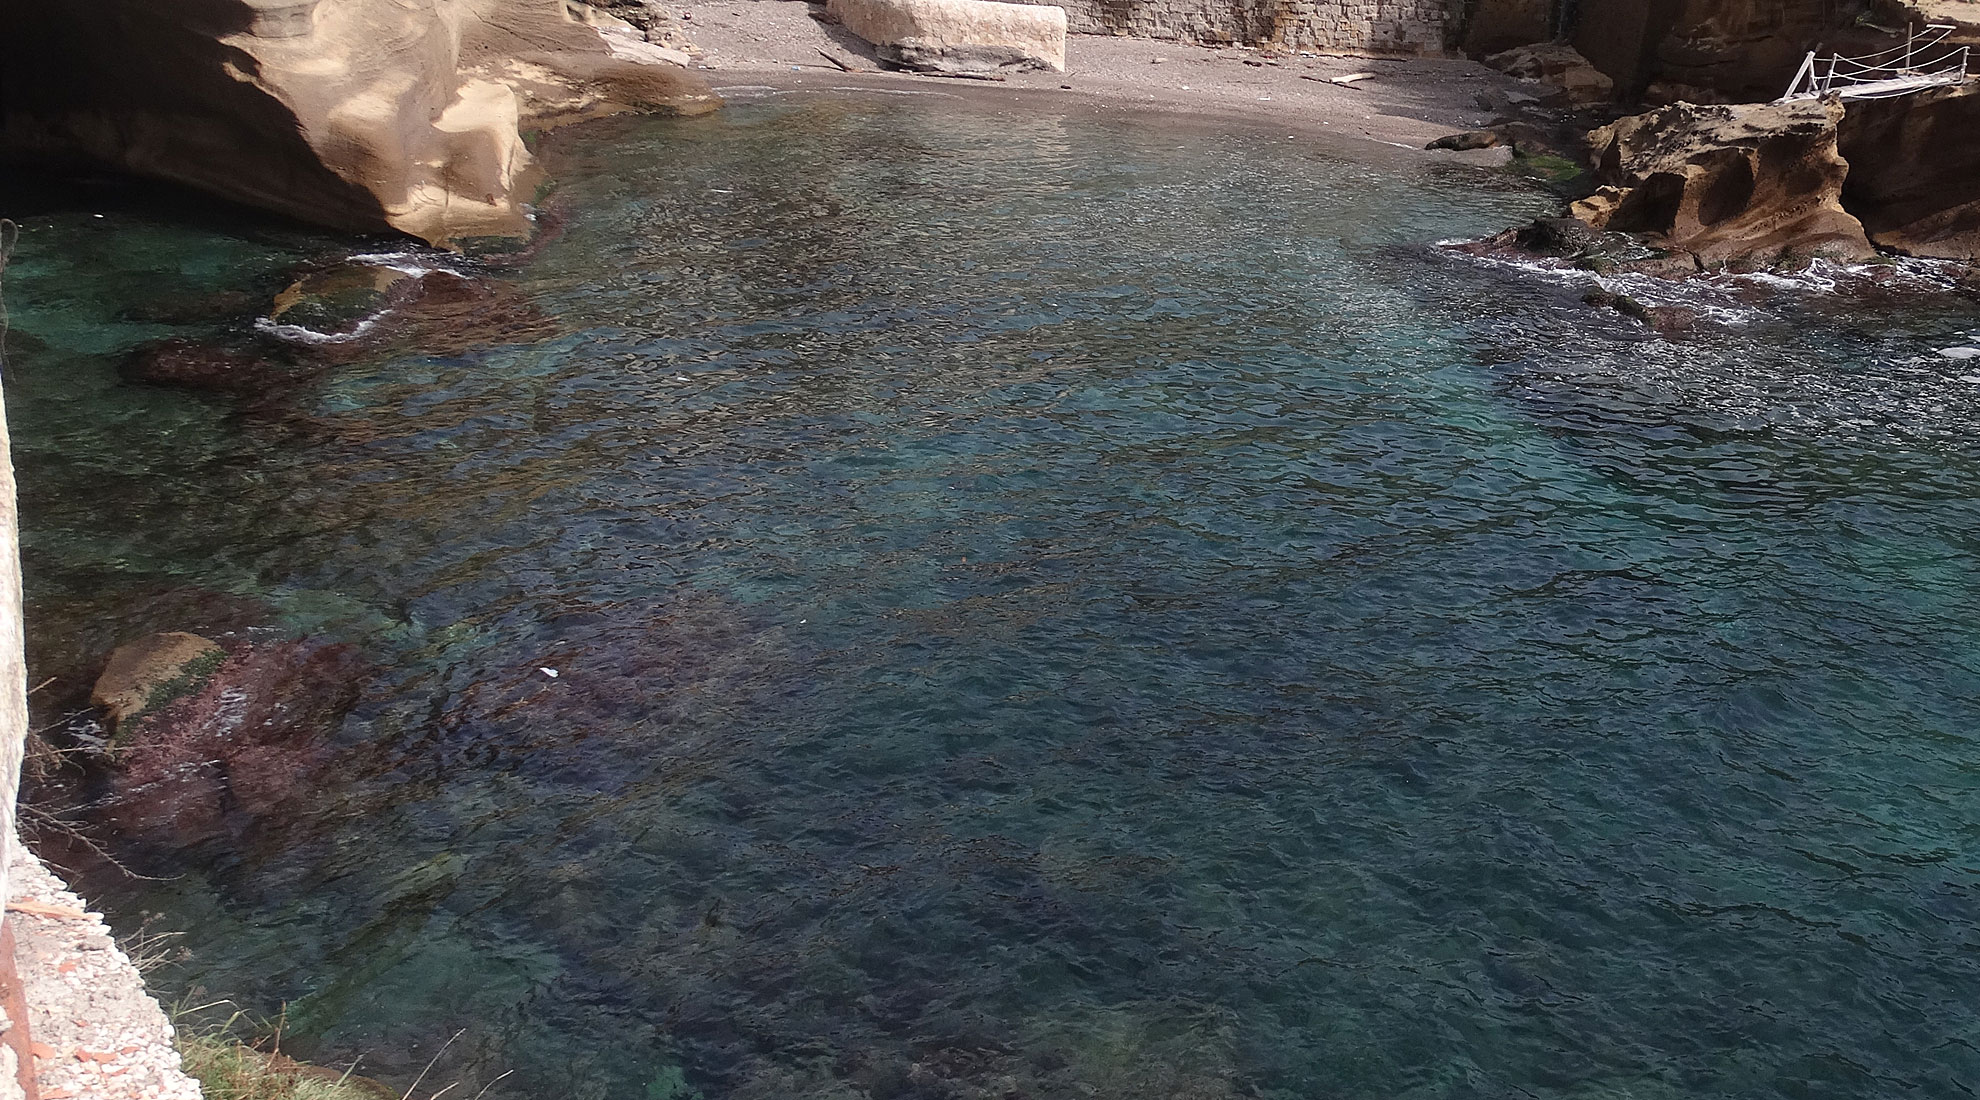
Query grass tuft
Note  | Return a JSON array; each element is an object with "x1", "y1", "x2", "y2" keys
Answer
[
  {"x1": 174, "y1": 1008, "x2": 393, "y2": 1100},
  {"x1": 178, "y1": 1031, "x2": 380, "y2": 1100}
]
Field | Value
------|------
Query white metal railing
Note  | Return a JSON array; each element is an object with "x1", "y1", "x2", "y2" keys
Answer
[{"x1": 1780, "y1": 23, "x2": 1972, "y2": 101}]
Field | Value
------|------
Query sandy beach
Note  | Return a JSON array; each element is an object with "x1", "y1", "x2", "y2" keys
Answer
[{"x1": 670, "y1": 0, "x2": 1544, "y2": 164}]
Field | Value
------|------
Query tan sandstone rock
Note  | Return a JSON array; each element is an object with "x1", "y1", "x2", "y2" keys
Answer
[
  {"x1": 1573, "y1": 97, "x2": 1874, "y2": 266},
  {"x1": 1486, "y1": 41, "x2": 1615, "y2": 104},
  {"x1": 0, "y1": 0, "x2": 721, "y2": 245},
  {"x1": 1839, "y1": 83, "x2": 1980, "y2": 261},
  {"x1": 829, "y1": 0, "x2": 1068, "y2": 74},
  {"x1": 90, "y1": 632, "x2": 226, "y2": 730}
]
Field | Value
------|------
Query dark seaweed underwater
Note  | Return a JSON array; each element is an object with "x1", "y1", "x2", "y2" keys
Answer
[{"x1": 5, "y1": 93, "x2": 1980, "y2": 1100}]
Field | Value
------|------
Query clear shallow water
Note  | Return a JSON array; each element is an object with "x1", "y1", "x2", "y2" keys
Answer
[{"x1": 6, "y1": 96, "x2": 1980, "y2": 1100}]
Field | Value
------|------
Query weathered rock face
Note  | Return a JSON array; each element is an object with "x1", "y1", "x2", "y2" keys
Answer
[
  {"x1": 1569, "y1": 0, "x2": 1682, "y2": 102},
  {"x1": 1496, "y1": 0, "x2": 1871, "y2": 104},
  {"x1": 1573, "y1": 97, "x2": 1874, "y2": 265},
  {"x1": 831, "y1": 0, "x2": 1068, "y2": 73},
  {"x1": 1643, "y1": 0, "x2": 1839, "y2": 102},
  {"x1": 1462, "y1": 0, "x2": 1553, "y2": 56},
  {"x1": 1874, "y1": 0, "x2": 1980, "y2": 42},
  {"x1": 1486, "y1": 41, "x2": 1616, "y2": 104},
  {"x1": 0, "y1": 0, "x2": 720, "y2": 244},
  {"x1": 1839, "y1": 83, "x2": 1980, "y2": 260}
]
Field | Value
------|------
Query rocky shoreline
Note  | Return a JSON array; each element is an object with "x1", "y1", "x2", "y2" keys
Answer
[
  {"x1": 4, "y1": 844, "x2": 200, "y2": 1100},
  {"x1": 10, "y1": 2, "x2": 1980, "y2": 1096}
]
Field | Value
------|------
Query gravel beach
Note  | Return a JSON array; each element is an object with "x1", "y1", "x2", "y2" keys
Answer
[{"x1": 672, "y1": 0, "x2": 1541, "y2": 161}]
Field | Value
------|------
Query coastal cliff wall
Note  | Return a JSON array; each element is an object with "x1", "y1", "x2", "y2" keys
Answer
[
  {"x1": 1587, "y1": 0, "x2": 1852, "y2": 102},
  {"x1": 989, "y1": 0, "x2": 1845, "y2": 69},
  {"x1": 0, "y1": 0, "x2": 720, "y2": 244},
  {"x1": 1007, "y1": 0, "x2": 1457, "y2": 54},
  {"x1": 1461, "y1": 0, "x2": 1875, "y2": 104}
]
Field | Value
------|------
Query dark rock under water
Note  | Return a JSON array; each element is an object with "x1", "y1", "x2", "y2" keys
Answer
[{"x1": 7, "y1": 95, "x2": 1980, "y2": 1100}]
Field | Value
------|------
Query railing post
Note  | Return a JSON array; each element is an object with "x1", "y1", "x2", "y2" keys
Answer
[{"x1": 1786, "y1": 50, "x2": 1817, "y2": 99}]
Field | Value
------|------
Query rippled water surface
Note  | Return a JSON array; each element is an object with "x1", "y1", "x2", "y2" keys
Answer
[{"x1": 6, "y1": 95, "x2": 1980, "y2": 1100}]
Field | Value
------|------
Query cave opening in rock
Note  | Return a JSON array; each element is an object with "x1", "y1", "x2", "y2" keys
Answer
[
  {"x1": 1695, "y1": 151, "x2": 1755, "y2": 227},
  {"x1": 1606, "y1": 169, "x2": 1685, "y2": 232}
]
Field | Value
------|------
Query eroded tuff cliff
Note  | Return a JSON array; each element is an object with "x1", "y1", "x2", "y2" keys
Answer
[
  {"x1": 0, "y1": 0, "x2": 719, "y2": 244},
  {"x1": 1572, "y1": 97, "x2": 1874, "y2": 265},
  {"x1": 1840, "y1": 83, "x2": 1980, "y2": 261},
  {"x1": 1462, "y1": 0, "x2": 1884, "y2": 104},
  {"x1": 1489, "y1": 82, "x2": 1980, "y2": 270}
]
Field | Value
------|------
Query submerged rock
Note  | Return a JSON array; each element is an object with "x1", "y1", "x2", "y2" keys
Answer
[
  {"x1": 254, "y1": 259, "x2": 557, "y2": 363},
  {"x1": 1583, "y1": 288, "x2": 1696, "y2": 332},
  {"x1": 254, "y1": 1051, "x2": 399, "y2": 1100},
  {"x1": 1453, "y1": 214, "x2": 1702, "y2": 277},
  {"x1": 93, "y1": 635, "x2": 369, "y2": 848},
  {"x1": 268, "y1": 262, "x2": 428, "y2": 338},
  {"x1": 119, "y1": 339, "x2": 278, "y2": 394},
  {"x1": 828, "y1": 0, "x2": 1068, "y2": 75},
  {"x1": 1573, "y1": 97, "x2": 1874, "y2": 267}
]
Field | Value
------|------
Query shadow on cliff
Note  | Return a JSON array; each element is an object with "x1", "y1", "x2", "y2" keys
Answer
[{"x1": 0, "y1": 0, "x2": 393, "y2": 235}]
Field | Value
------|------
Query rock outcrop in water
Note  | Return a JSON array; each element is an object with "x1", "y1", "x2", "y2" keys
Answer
[
  {"x1": 1569, "y1": 97, "x2": 1874, "y2": 266},
  {"x1": 1476, "y1": 82, "x2": 1980, "y2": 271},
  {"x1": 0, "y1": 0, "x2": 720, "y2": 244},
  {"x1": 90, "y1": 632, "x2": 227, "y2": 737}
]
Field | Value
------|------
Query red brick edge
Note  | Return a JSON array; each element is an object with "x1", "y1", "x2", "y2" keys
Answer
[{"x1": 0, "y1": 920, "x2": 39, "y2": 1100}]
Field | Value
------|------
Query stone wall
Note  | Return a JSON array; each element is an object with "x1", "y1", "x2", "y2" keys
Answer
[
  {"x1": 0, "y1": 222, "x2": 21, "y2": 921},
  {"x1": 1009, "y1": 0, "x2": 1456, "y2": 53},
  {"x1": 1274, "y1": 0, "x2": 1454, "y2": 53}
]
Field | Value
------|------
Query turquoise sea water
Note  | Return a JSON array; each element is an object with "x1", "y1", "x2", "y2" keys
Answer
[{"x1": 5, "y1": 94, "x2": 1980, "y2": 1100}]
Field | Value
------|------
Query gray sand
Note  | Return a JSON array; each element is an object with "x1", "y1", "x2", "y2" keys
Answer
[{"x1": 673, "y1": 0, "x2": 1531, "y2": 162}]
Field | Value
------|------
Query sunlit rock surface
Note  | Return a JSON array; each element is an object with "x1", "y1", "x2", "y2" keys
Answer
[
  {"x1": 1572, "y1": 97, "x2": 1874, "y2": 266},
  {"x1": 0, "y1": 0, "x2": 720, "y2": 244},
  {"x1": 829, "y1": 0, "x2": 1068, "y2": 74}
]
